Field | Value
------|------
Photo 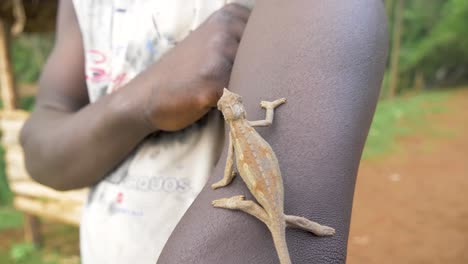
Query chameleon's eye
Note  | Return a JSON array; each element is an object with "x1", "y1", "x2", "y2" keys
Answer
[{"x1": 232, "y1": 104, "x2": 244, "y2": 117}]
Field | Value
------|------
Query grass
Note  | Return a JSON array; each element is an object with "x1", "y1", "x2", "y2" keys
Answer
[
  {"x1": 0, "y1": 244, "x2": 62, "y2": 264},
  {"x1": 362, "y1": 89, "x2": 450, "y2": 159},
  {"x1": 0, "y1": 146, "x2": 12, "y2": 205},
  {"x1": 0, "y1": 207, "x2": 23, "y2": 231},
  {"x1": 0, "y1": 206, "x2": 77, "y2": 264}
]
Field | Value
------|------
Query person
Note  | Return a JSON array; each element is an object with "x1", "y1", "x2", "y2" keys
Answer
[{"x1": 20, "y1": 0, "x2": 388, "y2": 263}]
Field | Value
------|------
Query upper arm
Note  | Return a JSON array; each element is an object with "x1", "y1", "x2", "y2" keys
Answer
[
  {"x1": 36, "y1": 0, "x2": 88, "y2": 112},
  {"x1": 159, "y1": 0, "x2": 388, "y2": 263}
]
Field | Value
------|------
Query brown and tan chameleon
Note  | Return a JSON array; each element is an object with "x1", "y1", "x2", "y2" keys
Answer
[{"x1": 212, "y1": 88, "x2": 335, "y2": 264}]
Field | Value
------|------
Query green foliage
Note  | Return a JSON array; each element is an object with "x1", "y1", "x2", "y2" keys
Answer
[
  {"x1": 19, "y1": 96, "x2": 36, "y2": 111},
  {"x1": 10, "y1": 243, "x2": 37, "y2": 262},
  {"x1": 404, "y1": 0, "x2": 468, "y2": 71},
  {"x1": 0, "y1": 243, "x2": 59, "y2": 264},
  {"x1": 389, "y1": 0, "x2": 468, "y2": 92},
  {"x1": 0, "y1": 207, "x2": 23, "y2": 230},
  {"x1": 363, "y1": 90, "x2": 449, "y2": 159},
  {"x1": 11, "y1": 33, "x2": 54, "y2": 83},
  {"x1": 0, "y1": 145, "x2": 12, "y2": 206}
]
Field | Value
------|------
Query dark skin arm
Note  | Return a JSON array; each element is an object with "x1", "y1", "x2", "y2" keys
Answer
[
  {"x1": 20, "y1": 1, "x2": 251, "y2": 190},
  {"x1": 157, "y1": 0, "x2": 388, "y2": 263}
]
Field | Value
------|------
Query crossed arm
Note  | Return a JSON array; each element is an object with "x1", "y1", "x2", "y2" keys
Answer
[
  {"x1": 157, "y1": 0, "x2": 388, "y2": 263},
  {"x1": 20, "y1": 0, "x2": 251, "y2": 190}
]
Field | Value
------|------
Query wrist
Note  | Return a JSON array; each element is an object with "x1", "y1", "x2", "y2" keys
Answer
[{"x1": 110, "y1": 86, "x2": 156, "y2": 138}]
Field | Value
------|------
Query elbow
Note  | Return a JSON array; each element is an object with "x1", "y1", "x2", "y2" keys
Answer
[
  {"x1": 29, "y1": 171, "x2": 74, "y2": 192},
  {"x1": 20, "y1": 120, "x2": 75, "y2": 191},
  {"x1": 27, "y1": 165, "x2": 74, "y2": 191},
  {"x1": 24, "y1": 160, "x2": 76, "y2": 192}
]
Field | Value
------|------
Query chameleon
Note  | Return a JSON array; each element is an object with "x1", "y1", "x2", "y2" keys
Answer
[{"x1": 212, "y1": 88, "x2": 335, "y2": 264}]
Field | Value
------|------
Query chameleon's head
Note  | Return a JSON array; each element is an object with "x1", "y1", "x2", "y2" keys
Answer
[{"x1": 217, "y1": 88, "x2": 246, "y2": 121}]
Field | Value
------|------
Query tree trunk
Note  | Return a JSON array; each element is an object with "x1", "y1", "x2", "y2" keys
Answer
[
  {"x1": 388, "y1": 0, "x2": 404, "y2": 99},
  {"x1": 24, "y1": 214, "x2": 42, "y2": 247},
  {"x1": 413, "y1": 70, "x2": 425, "y2": 93}
]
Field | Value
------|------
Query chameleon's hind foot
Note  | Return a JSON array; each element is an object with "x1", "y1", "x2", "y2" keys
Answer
[
  {"x1": 260, "y1": 98, "x2": 287, "y2": 109},
  {"x1": 212, "y1": 195, "x2": 245, "y2": 208},
  {"x1": 212, "y1": 195, "x2": 269, "y2": 224},
  {"x1": 285, "y1": 215, "x2": 335, "y2": 236}
]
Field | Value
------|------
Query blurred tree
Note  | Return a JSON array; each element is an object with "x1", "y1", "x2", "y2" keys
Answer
[
  {"x1": 388, "y1": 0, "x2": 405, "y2": 98},
  {"x1": 386, "y1": 0, "x2": 468, "y2": 94}
]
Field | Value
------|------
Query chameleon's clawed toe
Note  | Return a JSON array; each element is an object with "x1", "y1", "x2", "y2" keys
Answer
[
  {"x1": 317, "y1": 226, "x2": 336, "y2": 236},
  {"x1": 260, "y1": 98, "x2": 287, "y2": 109},
  {"x1": 211, "y1": 182, "x2": 223, "y2": 190},
  {"x1": 275, "y1": 98, "x2": 287, "y2": 105},
  {"x1": 231, "y1": 195, "x2": 245, "y2": 201},
  {"x1": 211, "y1": 172, "x2": 236, "y2": 190},
  {"x1": 211, "y1": 199, "x2": 225, "y2": 207}
]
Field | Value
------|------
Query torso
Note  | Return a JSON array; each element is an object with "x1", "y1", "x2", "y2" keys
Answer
[
  {"x1": 230, "y1": 120, "x2": 284, "y2": 214},
  {"x1": 71, "y1": 1, "x2": 254, "y2": 263}
]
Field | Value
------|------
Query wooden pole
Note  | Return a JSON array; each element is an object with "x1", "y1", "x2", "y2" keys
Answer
[
  {"x1": 388, "y1": 0, "x2": 405, "y2": 99},
  {"x1": 11, "y1": 0, "x2": 26, "y2": 36},
  {"x1": 14, "y1": 196, "x2": 83, "y2": 226},
  {"x1": 0, "y1": 18, "x2": 18, "y2": 110},
  {"x1": 24, "y1": 213, "x2": 42, "y2": 247}
]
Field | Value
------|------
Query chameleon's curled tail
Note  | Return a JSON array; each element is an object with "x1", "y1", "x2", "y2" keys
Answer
[{"x1": 269, "y1": 222, "x2": 292, "y2": 264}]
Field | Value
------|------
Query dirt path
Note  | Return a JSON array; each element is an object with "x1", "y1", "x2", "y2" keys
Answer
[{"x1": 347, "y1": 89, "x2": 468, "y2": 263}]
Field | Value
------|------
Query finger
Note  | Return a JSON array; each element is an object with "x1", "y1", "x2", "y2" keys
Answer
[
  {"x1": 209, "y1": 4, "x2": 250, "y2": 42},
  {"x1": 227, "y1": 16, "x2": 247, "y2": 42},
  {"x1": 222, "y1": 36, "x2": 240, "y2": 62},
  {"x1": 222, "y1": 3, "x2": 252, "y2": 23}
]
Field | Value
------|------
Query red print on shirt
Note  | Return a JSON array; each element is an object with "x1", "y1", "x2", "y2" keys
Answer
[
  {"x1": 86, "y1": 49, "x2": 127, "y2": 91},
  {"x1": 117, "y1": 192, "x2": 124, "y2": 204}
]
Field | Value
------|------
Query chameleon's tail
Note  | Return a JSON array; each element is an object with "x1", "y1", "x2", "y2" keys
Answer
[{"x1": 269, "y1": 221, "x2": 291, "y2": 264}]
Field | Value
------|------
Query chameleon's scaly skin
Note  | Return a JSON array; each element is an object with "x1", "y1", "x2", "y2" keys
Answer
[{"x1": 212, "y1": 89, "x2": 335, "y2": 264}]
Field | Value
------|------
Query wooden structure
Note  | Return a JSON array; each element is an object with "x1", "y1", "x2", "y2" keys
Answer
[
  {"x1": 0, "y1": 0, "x2": 87, "y2": 246},
  {"x1": 1, "y1": 0, "x2": 58, "y2": 33}
]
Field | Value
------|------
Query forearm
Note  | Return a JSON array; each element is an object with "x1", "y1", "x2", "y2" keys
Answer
[
  {"x1": 21, "y1": 72, "x2": 153, "y2": 191},
  {"x1": 158, "y1": 0, "x2": 388, "y2": 263},
  {"x1": 20, "y1": 2, "x2": 252, "y2": 191}
]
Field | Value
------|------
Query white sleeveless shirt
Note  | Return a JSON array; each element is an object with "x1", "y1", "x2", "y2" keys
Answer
[{"x1": 72, "y1": 1, "x2": 254, "y2": 263}]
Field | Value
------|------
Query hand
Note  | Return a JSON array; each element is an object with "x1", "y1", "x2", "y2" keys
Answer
[{"x1": 140, "y1": 4, "x2": 251, "y2": 131}]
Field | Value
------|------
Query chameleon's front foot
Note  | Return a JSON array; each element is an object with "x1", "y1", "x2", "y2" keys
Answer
[
  {"x1": 211, "y1": 171, "x2": 237, "y2": 190},
  {"x1": 249, "y1": 98, "x2": 287, "y2": 127},
  {"x1": 260, "y1": 98, "x2": 287, "y2": 109}
]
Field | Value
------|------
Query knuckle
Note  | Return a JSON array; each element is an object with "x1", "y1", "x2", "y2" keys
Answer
[
  {"x1": 222, "y1": 3, "x2": 241, "y2": 14},
  {"x1": 195, "y1": 88, "x2": 219, "y2": 108},
  {"x1": 209, "y1": 31, "x2": 230, "y2": 51},
  {"x1": 199, "y1": 55, "x2": 231, "y2": 81},
  {"x1": 195, "y1": 92, "x2": 210, "y2": 108},
  {"x1": 199, "y1": 58, "x2": 219, "y2": 80},
  {"x1": 212, "y1": 5, "x2": 238, "y2": 25}
]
